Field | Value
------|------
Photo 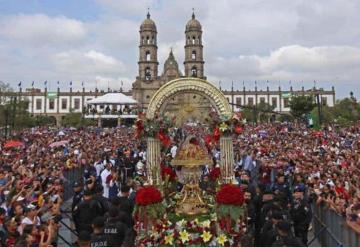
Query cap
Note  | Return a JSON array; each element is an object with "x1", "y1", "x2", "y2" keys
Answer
[
  {"x1": 294, "y1": 185, "x2": 305, "y2": 193},
  {"x1": 73, "y1": 181, "x2": 82, "y2": 188},
  {"x1": 92, "y1": 216, "x2": 105, "y2": 228},
  {"x1": 276, "y1": 220, "x2": 291, "y2": 232},
  {"x1": 272, "y1": 211, "x2": 283, "y2": 220}
]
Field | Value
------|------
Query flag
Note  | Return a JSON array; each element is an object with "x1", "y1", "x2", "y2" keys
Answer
[
  {"x1": 31, "y1": 81, "x2": 34, "y2": 87},
  {"x1": 121, "y1": 80, "x2": 123, "y2": 87},
  {"x1": 44, "y1": 80, "x2": 47, "y2": 86},
  {"x1": 81, "y1": 81, "x2": 84, "y2": 87},
  {"x1": 18, "y1": 81, "x2": 21, "y2": 87},
  {"x1": 69, "y1": 81, "x2": 72, "y2": 88}
]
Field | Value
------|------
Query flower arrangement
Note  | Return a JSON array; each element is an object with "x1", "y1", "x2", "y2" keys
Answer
[
  {"x1": 205, "y1": 112, "x2": 244, "y2": 142},
  {"x1": 209, "y1": 167, "x2": 221, "y2": 181},
  {"x1": 136, "y1": 216, "x2": 235, "y2": 247},
  {"x1": 216, "y1": 184, "x2": 246, "y2": 234},
  {"x1": 134, "y1": 113, "x2": 175, "y2": 146},
  {"x1": 134, "y1": 186, "x2": 165, "y2": 232},
  {"x1": 161, "y1": 166, "x2": 177, "y2": 182}
]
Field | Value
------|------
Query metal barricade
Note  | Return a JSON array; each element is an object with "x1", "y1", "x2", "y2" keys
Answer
[
  {"x1": 311, "y1": 203, "x2": 360, "y2": 247},
  {"x1": 63, "y1": 166, "x2": 85, "y2": 201}
]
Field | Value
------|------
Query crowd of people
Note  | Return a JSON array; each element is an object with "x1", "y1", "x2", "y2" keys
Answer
[{"x1": 0, "y1": 121, "x2": 359, "y2": 247}]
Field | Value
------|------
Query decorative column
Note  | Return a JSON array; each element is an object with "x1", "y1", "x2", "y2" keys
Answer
[
  {"x1": 146, "y1": 137, "x2": 161, "y2": 186},
  {"x1": 220, "y1": 136, "x2": 234, "y2": 184}
]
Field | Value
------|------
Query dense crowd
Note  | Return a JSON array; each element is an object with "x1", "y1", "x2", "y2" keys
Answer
[{"x1": 0, "y1": 122, "x2": 359, "y2": 247}]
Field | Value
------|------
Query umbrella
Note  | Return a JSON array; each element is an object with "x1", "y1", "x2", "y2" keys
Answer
[
  {"x1": 49, "y1": 140, "x2": 69, "y2": 148},
  {"x1": 58, "y1": 131, "x2": 65, "y2": 136},
  {"x1": 4, "y1": 140, "x2": 24, "y2": 149}
]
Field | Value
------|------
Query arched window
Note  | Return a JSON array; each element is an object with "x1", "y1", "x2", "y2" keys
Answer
[
  {"x1": 192, "y1": 51, "x2": 196, "y2": 60},
  {"x1": 151, "y1": 36, "x2": 154, "y2": 44},
  {"x1": 146, "y1": 51, "x2": 151, "y2": 61},
  {"x1": 192, "y1": 36, "x2": 196, "y2": 44},
  {"x1": 187, "y1": 36, "x2": 190, "y2": 44},
  {"x1": 198, "y1": 36, "x2": 201, "y2": 44},
  {"x1": 191, "y1": 66, "x2": 197, "y2": 77},
  {"x1": 145, "y1": 67, "x2": 151, "y2": 80},
  {"x1": 141, "y1": 36, "x2": 144, "y2": 44},
  {"x1": 146, "y1": 36, "x2": 150, "y2": 44}
]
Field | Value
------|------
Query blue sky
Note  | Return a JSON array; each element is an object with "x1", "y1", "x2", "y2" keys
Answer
[{"x1": 0, "y1": 0, "x2": 359, "y2": 99}]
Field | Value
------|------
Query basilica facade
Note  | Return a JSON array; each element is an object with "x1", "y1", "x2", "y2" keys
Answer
[{"x1": 132, "y1": 12, "x2": 206, "y2": 108}]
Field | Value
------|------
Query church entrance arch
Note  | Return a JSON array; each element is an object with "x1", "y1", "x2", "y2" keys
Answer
[{"x1": 145, "y1": 77, "x2": 234, "y2": 185}]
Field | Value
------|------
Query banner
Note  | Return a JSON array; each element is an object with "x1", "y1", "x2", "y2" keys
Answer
[
  {"x1": 46, "y1": 92, "x2": 58, "y2": 99},
  {"x1": 282, "y1": 92, "x2": 292, "y2": 99}
]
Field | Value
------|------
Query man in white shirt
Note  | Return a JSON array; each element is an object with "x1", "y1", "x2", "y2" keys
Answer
[{"x1": 100, "y1": 163, "x2": 112, "y2": 198}]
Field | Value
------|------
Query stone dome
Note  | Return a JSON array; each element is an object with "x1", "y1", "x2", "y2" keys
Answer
[
  {"x1": 140, "y1": 12, "x2": 157, "y2": 31},
  {"x1": 186, "y1": 13, "x2": 202, "y2": 31}
]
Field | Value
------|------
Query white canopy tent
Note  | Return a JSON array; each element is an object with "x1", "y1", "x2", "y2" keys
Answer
[{"x1": 87, "y1": 93, "x2": 137, "y2": 105}]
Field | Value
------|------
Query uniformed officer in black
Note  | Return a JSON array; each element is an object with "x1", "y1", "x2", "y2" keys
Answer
[
  {"x1": 72, "y1": 181, "x2": 83, "y2": 232},
  {"x1": 290, "y1": 186, "x2": 312, "y2": 245},
  {"x1": 73, "y1": 190, "x2": 102, "y2": 234},
  {"x1": 260, "y1": 210, "x2": 283, "y2": 246},
  {"x1": 104, "y1": 207, "x2": 128, "y2": 246},
  {"x1": 90, "y1": 217, "x2": 108, "y2": 247},
  {"x1": 272, "y1": 220, "x2": 305, "y2": 247}
]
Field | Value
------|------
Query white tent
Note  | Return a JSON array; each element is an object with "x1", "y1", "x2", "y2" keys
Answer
[{"x1": 87, "y1": 93, "x2": 137, "y2": 105}]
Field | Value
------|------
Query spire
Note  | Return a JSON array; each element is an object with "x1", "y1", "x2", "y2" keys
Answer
[
  {"x1": 147, "y1": 7, "x2": 150, "y2": 19},
  {"x1": 192, "y1": 8, "x2": 195, "y2": 19}
]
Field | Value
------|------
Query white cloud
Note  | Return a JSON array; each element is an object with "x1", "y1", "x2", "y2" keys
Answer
[
  {"x1": 0, "y1": 14, "x2": 87, "y2": 47},
  {"x1": 1, "y1": 1, "x2": 360, "y2": 98},
  {"x1": 208, "y1": 45, "x2": 360, "y2": 88},
  {"x1": 52, "y1": 50, "x2": 126, "y2": 77}
]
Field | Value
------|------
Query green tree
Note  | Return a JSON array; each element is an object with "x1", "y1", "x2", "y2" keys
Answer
[
  {"x1": 289, "y1": 95, "x2": 316, "y2": 119},
  {"x1": 61, "y1": 112, "x2": 92, "y2": 127},
  {"x1": 241, "y1": 102, "x2": 276, "y2": 123}
]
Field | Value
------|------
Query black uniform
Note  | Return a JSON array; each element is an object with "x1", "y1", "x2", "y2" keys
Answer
[
  {"x1": 73, "y1": 198, "x2": 102, "y2": 233},
  {"x1": 272, "y1": 235, "x2": 305, "y2": 247},
  {"x1": 104, "y1": 218, "x2": 128, "y2": 246},
  {"x1": 72, "y1": 191, "x2": 83, "y2": 231},
  {"x1": 90, "y1": 232, "x2": 108, "y2": 247},
  {"x1": 290, "y1": 198, "x2": 312, "y2": 245}
]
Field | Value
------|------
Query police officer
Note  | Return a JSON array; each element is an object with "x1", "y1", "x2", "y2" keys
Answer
[
  {"x1": 72, "y1": 181, "x2": 84, "y2": 231},
  {"x1": 73, "y1": 190, "x2": 102, "y2": 234},
  {"x1": 90, "y1": 217, "x2": 107, "y2": 247},
  {"x1": 290, "y1": 186, "x2": 312, "y2": 245},
  {"x1": 104, "y1": 207, "x2": 128, "y2": 246},
  {"x1": 272, "y1": 220, "x2": 305, "y2": 247},
  {"x1": 260, "y1": 211, "x2": 283, "y2": 246},
  {"x1": 93, "y1": 184, "x2": 109, "y2": 217}
]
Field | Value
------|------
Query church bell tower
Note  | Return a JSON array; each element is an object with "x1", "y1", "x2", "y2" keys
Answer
[{"x1": 184, "y1": 11, "x2": 205, "y2": 79}]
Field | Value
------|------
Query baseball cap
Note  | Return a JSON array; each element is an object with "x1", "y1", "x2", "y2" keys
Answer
[
  {"x1": 276, "y1": 220, "x2": 291, "y2": 232},
  {"x1": 73, "y1": 181, "x2": 82, "y2": 188}
]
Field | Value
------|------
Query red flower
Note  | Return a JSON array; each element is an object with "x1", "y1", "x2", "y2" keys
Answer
[
  {"x1": 161, "y1": 166, "x2": 176, "y2": 181},
  {"x1": 216, "y1": 184, "x2": 245, "y2": 206},
  {"x1": 209, "y1": 167, "x2": 221, "y2": 181},
  {"x1": 135, "y1": 186, "x2": 163, "y2": 206}
]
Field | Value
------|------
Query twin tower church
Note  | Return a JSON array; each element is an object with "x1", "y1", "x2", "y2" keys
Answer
[{"x1": 132, "y1": 12, "x2": 208, "y2": 112}]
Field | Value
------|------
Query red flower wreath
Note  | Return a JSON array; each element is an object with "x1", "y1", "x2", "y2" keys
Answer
[
  {"x1": 135, "y1": 186, "x2": 163, "y2": 206},
  {"x1": 216, "y1": 184, "x2": 244, "y2": 206},
  {"x1": 209, "y1": 167, "x2": 221, "y2": 181}
]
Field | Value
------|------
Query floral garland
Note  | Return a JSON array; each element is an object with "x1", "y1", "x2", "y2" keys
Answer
[
  {"x1": 136, "y1": 216, "x2": 237, "y2": 247},
  {"x1": 134, "y1": 113, "x2": 175, "y2": 146},
  {"x1": 205, "y1": 112, "x2": 244, "y2": 144}
]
